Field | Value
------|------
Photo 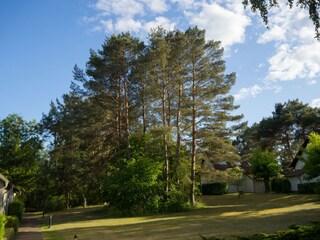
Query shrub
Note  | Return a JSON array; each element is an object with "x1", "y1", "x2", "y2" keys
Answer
[
  {"x1": 44, "y1": 195, "x2": 67, "y2": 213},
  {"x1": 201, "y1": 183, "x2": 227, "y2": 195},
  {"x1": 0, "y1": 214, "x2": 6, "y2": 240},
  {"x1": 314, "y1": 182, "x2": 320, "y2": 195},
  {"x1": 8, "y1": 200, "x2": 25, "y2": 222},
  {"x1": 298, "y1": 182, "x2": 318, "y2": 194},
  {"x1": 271, "y1": 178, "x2": 291, "y2": 193},
  {"x1": 5, "y1": 216, "x2": 19, "y2": 233},
  {"x1": 200, "y1": 222, "x2": 320, "y2": 240}
]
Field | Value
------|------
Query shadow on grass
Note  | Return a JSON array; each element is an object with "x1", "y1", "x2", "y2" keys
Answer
[{"x1": 41, "y1": 194, "x2": 320, "y2": 240}]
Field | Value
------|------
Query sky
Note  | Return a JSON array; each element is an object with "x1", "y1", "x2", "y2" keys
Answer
[{"x1": 1, "y1": 0, "x2": 320, "y2": 126}]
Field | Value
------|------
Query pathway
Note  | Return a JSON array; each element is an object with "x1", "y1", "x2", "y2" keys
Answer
[{"x1": 13, "y1": 213, "x2": 43, "y2": 240}]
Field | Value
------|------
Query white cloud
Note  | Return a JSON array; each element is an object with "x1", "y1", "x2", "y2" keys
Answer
[
  {"x1": 145, "y1": 17, "x2": 176, "y2": 31},
  {"x1": 101, "y1": 20, "x2": 114, "y2": 32},
  {"x1": 115, "y1": 17, "x2": 143, "y2": 32},
  {"x1": 170, "y1": 0, "x2": 200, "y2": 10},
  {"x1": 233, "y1": 84, "x2": 262, "y2": 101},
  {"x1": 310, "y1": 98, "x2": 320, "y2": 108},
  {"x1": 186, "y1": 2, "x2": 251, "y2": 48},
  {"x1": 94, "y1": 0, "x2": 144, "y2": 17},
  {"x1": 266, "y1": 42, "x2": 320, "y2": 81},
  {"x1": 141, "y1": 0, "x2": 168, "y2": 13},
  {"x1": 257, "y1": 1, "x2": 320, "y2": 83}
]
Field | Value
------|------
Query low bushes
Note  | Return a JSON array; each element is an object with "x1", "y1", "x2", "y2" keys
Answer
[
  {"x1": 0, "y1": 214, "x2": 6, "y2": 240},
  {"x1": 8, "y1": 200, "x2": 25, "y2": 222},
  {"x1": 5, "y1": 216, "x2": 19, "y2": 233},
  {"x1": 297, "y1": 182, "x2": 320, "y2": 194},
  {"x1": 44, "y1": 195, "x2": 68, "y2": 213},
  {"x1": 271, "y1": 178, "x2": 291, "y2": 193},
  {"x1": 200, "y1": 222, "x2": 320, "y2": 240},
  {"x1": 201, "y1": 183, "x2": 228, "y2": 195}
]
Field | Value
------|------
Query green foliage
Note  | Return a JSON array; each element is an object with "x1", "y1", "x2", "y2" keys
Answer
[
  {"x1": 105, "y1": 135, "x2": 162, "y2": 214},
  {"x1": 5, "y1": 216, "x2": 19, "y2": 233},
  {"x1": 162, "y1": 185, "x2": 191, "y2": 212},
  {"x1": 302, "y1": 132, "x2": 320, "y2": 180},
  {"x1": 250, "y1": 149, "x2": 281, "y2": 192},
  {"x1": 236, "y1": 100, "x2": 320, "y2": 166},
  {"x1": 201, "y1": 183, "x2": 228, "y2": 195},
  {"x1": 271, "y1": 178, "x2": 291, "y2": 193},
  {"x1": 0, "y1": 114, "x2": 43, "y2": 201},
  {"x1": 297, "y1": 182, "x2": 319, "y2": 194},
  {"x1": 43, "y1": 195, "x2": 67, "y2": 212},
  {"x1": 8, "y1": 200, "x2": 25, "y2": 222},
  {"x1": 0, "y1": 214, "x2": 5, "y2": 240},
  {"x1": 243, "y1": 0, "x2": 320, "y2": 39},
  {"x1": 201, "y1": 222, "x2": 320, "y2": 240}
]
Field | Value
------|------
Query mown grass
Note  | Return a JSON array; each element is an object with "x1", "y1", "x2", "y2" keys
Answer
[{"x1": 40, "y1": 193, "x2": 320, "y2": 240}]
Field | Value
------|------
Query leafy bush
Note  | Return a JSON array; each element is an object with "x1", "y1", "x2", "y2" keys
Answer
[
  {"x1": 271, "y1": 178, "x2": 291, "y2": 193},
  {"x1": 8, "y1": 200, "x2": 25, "y2": 222},
  {"x1": 105, "y1": 154, "x2": 162, "y2": 214},
  {"x1": 163, "y1": 187, "x2": 191, "y2": 212},
  {"x1": 44, "y1": 195, "x2": 67, "y2": 212},
  {"x1": 0, "y1": 214, "x2": 6, "y2": 240},
  {"x1": 201, "y1": 183, "x2": 227, "y2": 195},
  {"x1": 298, "y1": 182, "x2": 318, "y2": 194},
  {"x1": 5, "y1": 216, "x2": 19, "y2": 233},
  {"x1": 315, "y1": 182, "x2": 320, "y2": 194}
]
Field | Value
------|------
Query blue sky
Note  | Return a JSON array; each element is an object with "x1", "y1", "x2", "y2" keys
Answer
[{"x1": 1, "y1": 0, "x2": 320, "y2": 126}]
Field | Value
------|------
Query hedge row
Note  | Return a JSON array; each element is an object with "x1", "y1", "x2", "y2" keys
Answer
[
  {"x1": 201, "y1": 183, "x2": 228, "y2": 195},
  {"x1": 271, "y1": 178, "x2": 291, "y2": 193},
  {"x1": 297, "y1": 182, "x2": 320, "y2": 194},
  {"x1": 201, "y1": 221, "x2": 320, "y2": 240}
]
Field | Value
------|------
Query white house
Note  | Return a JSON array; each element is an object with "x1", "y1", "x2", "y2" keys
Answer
[
  {"x1": 0, "y1": 173, "x2": 14, "y2": 214},
  {"x1": 201, "y1": 160, "x2": 265, "y2": 193}
]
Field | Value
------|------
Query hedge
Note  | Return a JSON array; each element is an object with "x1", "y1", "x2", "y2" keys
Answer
[
  {"x1": 8, "y1": 200, "x2": 25, "y2": 222},
  {"x1": 200, "y1": 221, "x2": 320, "y2": 240},
  {"x1": 0, "y1": 214, "x2": 6, "y2": 240},
  {"x1": 271, "y1": 178, "x2": 291, "y2": 193},
  {"x1": 298, "y1": 182, "x2": 320, "y2": 194},
  {"x1": 201, "y1": 183, "x2": 228, "y2": 195},
  {"x1": 5, "y1": 216, "x2": 19, "y2": 233}
]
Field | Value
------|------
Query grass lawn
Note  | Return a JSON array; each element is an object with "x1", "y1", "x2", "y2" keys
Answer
[{"x1": 40, "y1": 193, "x2": 320, "y2": 240}]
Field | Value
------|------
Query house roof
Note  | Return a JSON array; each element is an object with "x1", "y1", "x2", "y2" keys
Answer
[
  {"x1": 283, "y1": 169, "x2": 304, "y2": 178},
  {"x1": 209, "y1": 161, "x2": 251, "y2": 174}
]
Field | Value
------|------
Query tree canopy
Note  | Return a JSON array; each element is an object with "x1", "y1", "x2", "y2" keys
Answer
[
  {"x1": 41, "y1": 27, "x2": 242, "y2": 212},
  {"x1": 301, "y1": 132, "x2": 320, "y2": 180},
  {"x1": 0, "y1": 114, "x2": 43, "y2": 200},
  {"x1": 243, "y1": 0, "x2": 320, "y2": 39},
  {"x1": 235, "y1": 99, "x2": 320, "y2": 166},
  {"x1": 250, "y1": 148, "x2": 281, "y2": 192}
]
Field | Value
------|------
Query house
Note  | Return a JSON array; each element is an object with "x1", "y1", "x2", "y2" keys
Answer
[
  {"x1": 284, "y1": 139, "x2": 319, "y2": 191},
  {"x1": 0, "y1": 173, "x2": 14, "y2": 214},
  {"x1": 201, "y1": 160, "x2": 265, "y2": 193}
]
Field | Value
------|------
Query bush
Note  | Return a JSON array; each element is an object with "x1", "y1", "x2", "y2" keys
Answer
[
  {"x1": 201, "y1": 183, "x2": 228, "y2": 195},
  {"x1": 271, "y1": 178, "x2": 291, "y2": 193},
  {"x1": 0, "y1": 214, "x2": 6, "y2": 240},
  {"x1": 5, "y1": 216, "x2": 19, "y2": 233},
  {"x1": 8, "y1": 200, "x2": 25, "y2": 222},
  {"x1": 200, "y1": 222, "x2": 320, "y2": 240},
  {"x1": 298, "y1": 182, "x2": 318, "y2": 194},
  {"x1": 44, "y1": 195, "x2": 67, "y2": 213}
]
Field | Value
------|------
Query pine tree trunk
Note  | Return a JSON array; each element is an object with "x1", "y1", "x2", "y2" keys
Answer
[
  {"x1": 190, "y1": 72, "x2": 196, "y2": 207},
  {"x1": 124, "y1": 78, "x2": 131, "y2": 159},
  {"x1": 175, "y1": 83, "x2": 182, "y2": 182},
  {"x1": 162, "y1": 85, "x2": 169, "y2": 197}
]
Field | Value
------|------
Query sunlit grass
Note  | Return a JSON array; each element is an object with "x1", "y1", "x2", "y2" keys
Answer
[{"x1": 41, "y1": 193, "x2": 320, "y2": 240}]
